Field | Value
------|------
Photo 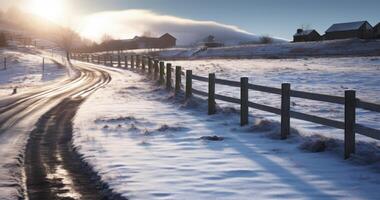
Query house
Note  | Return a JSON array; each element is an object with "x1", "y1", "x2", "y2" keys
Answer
[
  {"x1": 373, "y1": 23, "x2": 380, "y2": 38},
  {"x1": 293, "y1": 29, "x2": 321, "y2": 42},
  {"x1": 324, "y1": 21, "x2": 373, "y2": 40},
  {"x1": 201, "y1": 35, "x2": 224, "y2": 48}
]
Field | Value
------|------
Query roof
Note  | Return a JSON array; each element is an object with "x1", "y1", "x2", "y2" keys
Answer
[
  {"x1": 374, "y1": 23, "x2": 380, "y2": 29},
  {"x1": 294, "y1": 29, "x2": 318, "y2": 37},
  {"x1": 326, "y1": 21, "x2": 371, "y2": 33},
  {"x1": 132, "y1": 33, "x2": 176, "y2": 42},
  {"x1": 160, "y1": 33, "x2": 176, "y2": 40}
]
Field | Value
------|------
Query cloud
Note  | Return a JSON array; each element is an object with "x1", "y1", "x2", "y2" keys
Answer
[{"x1": 77, "y1": 9, "x2": 285, "y2": 46}]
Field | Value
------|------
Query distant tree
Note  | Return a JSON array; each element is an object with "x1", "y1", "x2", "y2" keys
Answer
[
  {"x1": 205, "y1": 35, "x2": 215, "y2": 43},
  {"x1": 0, "y1": 32, "x2": 7, "y2": 47},
  {"x1": 101, "y1": 33, "x2": 113, "y2": 44},
  {"x1": 142, "y1": 31, "x2": 152, "y2": 37},
  {"x1": 300, "y1": 24, "x2": 311, "y2": 30},
  {"x1": 259, "y1": 35, "x2": 273, "y2": 44}
]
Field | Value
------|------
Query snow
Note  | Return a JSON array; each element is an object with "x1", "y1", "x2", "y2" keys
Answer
[
  {"x1": 0, "y1": 49, "x2": 67, "y2": 96},
  {"x1": 73, "y1": 63, "x2": 380, "y2": 199}
]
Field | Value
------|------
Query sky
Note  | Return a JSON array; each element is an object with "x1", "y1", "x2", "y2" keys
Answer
[
  {"x1": 1, "y1": 0, "x2": 380, "y2": 41},
  {"x1": 71, "y1": 0, "x2": 380, "y2": 40}
]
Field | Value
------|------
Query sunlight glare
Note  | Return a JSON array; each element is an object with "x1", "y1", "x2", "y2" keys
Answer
[{"x1": 25, "y1": 0, "x2": 65, "y2": 23}]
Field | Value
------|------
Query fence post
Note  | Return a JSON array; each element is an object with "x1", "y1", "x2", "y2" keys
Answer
[
  {"x1": 241, "y1": 77, "x2": 249, "y2": 126},
  {"x1": 124, "y1": 56, "x2": 128, "y2": 68},
  {"x1": 166, "y1": 63, "x2": 172, "y2": 89},
  {"x1": 3, "y1": 57, "x2": 6, "y2": 70},
  {"x1": 118, "y1": 54, "x2": 121, "y2": 67},
  {"x1": 186, "y1": 70, "x2": 192, "y2": 99},
  {"x1": 281, "y1": 83, "x2": 291, "y2": 139},
  {"x1": 175, "y1": 66, "x2": 181, "y2": 93},
  {"x1": 42, "y1": 58, "x2": 44, "y2": 73},
  {"x1": 142, "y1": 56, "x2": 146, "y2": 72},
  {"x1": 148, "y1": 57, "x2": 152, "y2": 74},
  {"x1": 208, "y1": 73, "x2": 216, "y2": 115},
  {"x1": 154, "y1": 60, "x2": 159, "y2": 79},
  {"x1": 344, "y1": 90, "x2": 356, "y2": 159},
  {"x1": 98, "y1": 55, "x2": 100, "y2": 64},
  {"x1": 131, "y1": 55, "x2": 134, "y2": 69},
  {"x1": 103, "y1": 55, "x2": 107, "y2": 65},
  {"x1": 136, "y1": 55, "x2": 140, "y2": 69},
  {"x1": 110, "y1": 55, "x2": 113, "y2": 67},
  {"x1": 159, "y1": 61, "x2": 165, "y2": 84},
  {"x1": 87, "y1": 55, "x2": 89, "y2": 62}
]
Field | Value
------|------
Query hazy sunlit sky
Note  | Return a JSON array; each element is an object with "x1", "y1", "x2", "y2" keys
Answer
[{"x1": 2, "y1": 0, "x2": 380, "y2": 40}]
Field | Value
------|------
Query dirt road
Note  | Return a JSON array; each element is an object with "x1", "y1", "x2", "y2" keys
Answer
[{"x1": 0, "y1": 60, "x2": 125, "y2": 199}]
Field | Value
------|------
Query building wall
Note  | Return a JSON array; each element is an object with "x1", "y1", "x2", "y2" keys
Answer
[
  {"x1": 375, "y1": 26, "x2": 380, "y2": 38},
  {"x1": 157, "y1": 37, "x2": 176, "y2": 48},
  {"x1": 133, "y1": 37, "x2": 175, "y2": 49}
]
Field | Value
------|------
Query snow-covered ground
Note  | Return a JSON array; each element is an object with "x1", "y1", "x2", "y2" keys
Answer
[
  {"x1": 170, "y1": 57, "x2": 380, "y2": 142},
  {"x1": 74, "y1": 65, "x2": 380, "y2": 200},
  {"x1": 121, "y1": 38, "x2": 380, "y2": 59},
  {"x1": 0, "y1": 49, "x2": 67, "y2": 96}
]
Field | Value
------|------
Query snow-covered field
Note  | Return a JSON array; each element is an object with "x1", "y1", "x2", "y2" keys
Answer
[
  {"x1": 170, "y1": 57, "x2": 380, "y2": 142},
  {"x1": 122, "y1": 38, "x2": 380, "y2": 59},
  {"x1": 74, "y1": 63, "x2": 380, "y2": 200},
  {"x1": 0, "y1": 49, "x2": 67, "y2": 96}
]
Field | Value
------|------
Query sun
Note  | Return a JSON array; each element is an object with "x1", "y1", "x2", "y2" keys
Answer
[{"x1": 25, "y1": 0, "x2": 65, "y2": 23}]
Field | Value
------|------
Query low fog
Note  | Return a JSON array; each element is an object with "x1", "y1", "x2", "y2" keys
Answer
[{"x1": 78, "y1": 9, "x2": 286, "y2": 46}]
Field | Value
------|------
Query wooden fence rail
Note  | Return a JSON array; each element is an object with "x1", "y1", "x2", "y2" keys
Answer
[{"x1": 74, "y1": 52, "x2": 380, "y2": 159}]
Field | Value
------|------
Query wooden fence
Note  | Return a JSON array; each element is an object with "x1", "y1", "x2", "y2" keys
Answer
[{"x1": 72, "y1": 53, "x2": 380, "y2": 159}]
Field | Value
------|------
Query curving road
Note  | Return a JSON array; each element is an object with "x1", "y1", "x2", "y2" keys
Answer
[{"x1": 0, "y1": 59, "x2": 121, "y2": 200}]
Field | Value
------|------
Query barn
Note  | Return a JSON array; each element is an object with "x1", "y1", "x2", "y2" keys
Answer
[
  {"x1": 97, "y1": 33, "x2": 176, "y2": 51},
  {"x1": 293, "y1": 29, "x2": 321, "y2": 42},
  {"x1": 324, "y1": 21, "x2": 373, "y2": 40},
  {"x1": 373, "y1": 23, "x2": 380, "y2": 39},
  {"x1": 157, "y1": 33, "x2": 177, "y2": 48},
  {"x1": 133, "y1": 33, "x2": 176, "y2": 49}
]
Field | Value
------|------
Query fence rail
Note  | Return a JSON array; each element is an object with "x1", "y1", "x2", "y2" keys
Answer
[{"x1": 72, "y1": 52, "x2": 380, "y2": 159}]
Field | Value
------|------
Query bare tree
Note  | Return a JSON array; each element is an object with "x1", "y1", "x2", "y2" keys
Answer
[
  {"x1": 56, "y1": 27, "x2": 78, "y2": 61},
  {"x1": 0, "y1": 32, "x2": 7, "y2": 47},
  {"x1": 101, "y1": 33, "x2": 113, "y2": 43}
]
